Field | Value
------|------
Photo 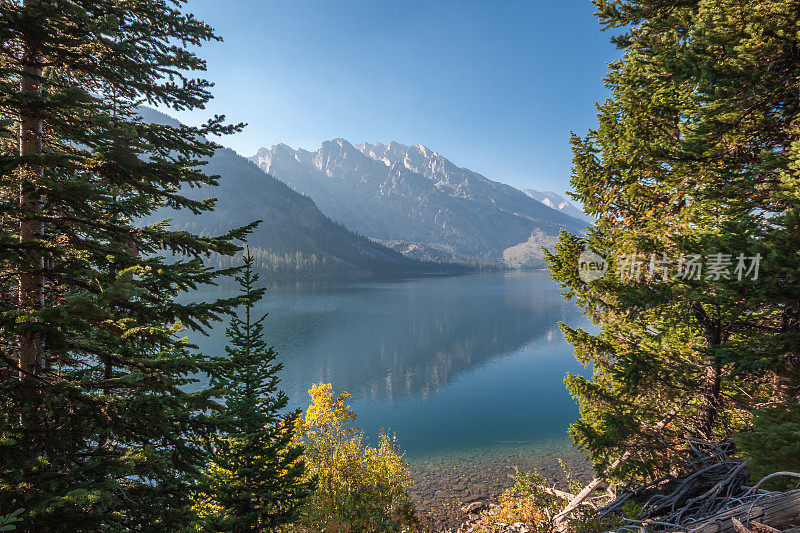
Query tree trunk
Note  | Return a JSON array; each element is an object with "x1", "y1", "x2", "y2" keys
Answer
[
  {"x1": 691, "y1": 301, "x2": 723, "y2": 440},
  {"x1": 696, "y1": 358, "x2": 722, "y2": 439},
  {"x1": 18, "y1": 0, "x2": 44, "y2": 378}
]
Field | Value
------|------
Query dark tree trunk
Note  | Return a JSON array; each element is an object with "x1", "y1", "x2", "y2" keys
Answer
[
  {"x1": 691, "y1": 301, "x2": 723, "y2": 440},
  {"x1": 17, "y1": 0, "x2": 44, "y2": 379},
  {"x1": 696, "y1": 358, "x2": 722, "y2": 439}
]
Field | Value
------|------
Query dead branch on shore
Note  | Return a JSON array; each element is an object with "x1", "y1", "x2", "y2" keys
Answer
[
  {"x1": 553, "y1": 402, "x2": 687, "y2": 526},
  {"x1": 590, "y1": 441, "x2": 800, "y2": 533},
  {"x1": 549, "y1": 429, "x2": 800, "y2": 533}
]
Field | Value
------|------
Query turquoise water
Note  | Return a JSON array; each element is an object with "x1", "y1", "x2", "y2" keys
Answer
[{"x1": 189, "y1": 271, "x2": 592, "y2": 460}]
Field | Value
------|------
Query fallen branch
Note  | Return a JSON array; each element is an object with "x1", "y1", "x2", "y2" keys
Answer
[
  {"x1": 553, "y1": 402, "x2": 686, "y2": 525},
  {"x1": 683, "y1": 489, "x2": 800, "y2": 533},
  {"x1": 599, "y1": 461, "x2": 800, "y2": 533},
  {"x1": 730, "y1": 517, "x2": 780, "y2": 533},
  {"x1": 554, "y1": 466, "x2": 621, "y2": 525},
  {"x1": 744, "y1": 472, "x2": 800, "y2": 495},
  {"x1": 542, "y1": 486, "x2": 581, "y2": 503}
]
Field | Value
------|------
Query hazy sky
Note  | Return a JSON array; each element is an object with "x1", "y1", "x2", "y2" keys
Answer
[{"x1": 167, "y1": 0, "x2": 619, "y2": 195}]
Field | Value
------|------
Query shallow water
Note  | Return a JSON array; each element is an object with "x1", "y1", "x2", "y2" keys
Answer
[{"x1": 189, "y1": 271, "x2": 594, "y2": 525}]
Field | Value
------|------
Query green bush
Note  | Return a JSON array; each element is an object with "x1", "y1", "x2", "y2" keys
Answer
[{"x1": 736, "y1": 404, "x2": 800, "y2": 491}]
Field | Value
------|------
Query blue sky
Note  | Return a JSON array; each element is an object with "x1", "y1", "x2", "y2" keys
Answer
[{"x1": 169, "y1": 0, "x2": 619, "y2": 195}]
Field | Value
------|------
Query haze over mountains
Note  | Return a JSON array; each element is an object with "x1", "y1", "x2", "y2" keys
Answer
[
  {"x1": 251, "y1": 140, "x2": 587, "y2": 267},
  {"x1": 522, "y1": 189, "x2": 591, "y2": 223},
  {"x1": 138, "y1": 108, "x2": 463, "y2": 277},
  {"x1": 137, "y1": 108, "x2": 587, "y2": 273}
]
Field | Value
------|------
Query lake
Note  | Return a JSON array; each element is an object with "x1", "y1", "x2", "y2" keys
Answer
[{"x1": 189, "y1": 271, "x2": 594, "y2": 524}]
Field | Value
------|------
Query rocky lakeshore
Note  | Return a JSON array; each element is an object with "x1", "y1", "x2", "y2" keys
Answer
[
  {"x1": 418, "y1": 442, "x2": 800, "y2": 533},
  {"x1": 407, "y1": 444, "x2": 592, "y2": 531}
]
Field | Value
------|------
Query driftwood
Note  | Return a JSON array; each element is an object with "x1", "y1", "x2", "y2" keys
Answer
[
  {"x1": 542, "y1": 486, "x2": 586, "y2": 504},
  {"x1": 504, "y1": 473, "x2": 581, "y2": 505},
  {"x1": 730, "y1": 517, "x2": 779, "y2": 533},
  {"x1": 553, "y1": 453, "x2": 630, "y2": 525},
  {"x1": 598, "y1": 457, "x2": 800, "y2": 533},
  {"x1": 553, "y1": 402, "x2": 686, "y2": 525},
  {"x1": 679, "y1": 489, "x2": 800, "y2": 533},
  {"x1": 594, "y1": 441, "x2": 748, "y2": 530},
  {"x1": 549, "y1": 425, "x2": 800, "y2": 533},
  {"x1": 746, "y1": 473, "x2": 800, "y2": 493}
]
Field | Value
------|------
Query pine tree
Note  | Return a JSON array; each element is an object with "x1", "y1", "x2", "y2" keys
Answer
[
  {"x1": 735, "y1": 404, "x2": 800, "y2": 491},
  {"x1": 546, "y1": 0, "x2": 800, "y2": 483},
  {"x1": 0, "y1": 1, "x2": 255, "y2": 530},
  {"x1": 198, "y1": 248, "x2": 312, "y2": 532}
]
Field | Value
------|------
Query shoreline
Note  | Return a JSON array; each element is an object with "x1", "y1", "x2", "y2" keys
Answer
[{"x1": 406, "y1": 442, "x2": 593, "y2": 530}]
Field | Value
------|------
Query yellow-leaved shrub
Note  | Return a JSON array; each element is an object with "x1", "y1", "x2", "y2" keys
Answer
[{"x1": 290, "y1": 383, "x2": 424, "y2": 532}]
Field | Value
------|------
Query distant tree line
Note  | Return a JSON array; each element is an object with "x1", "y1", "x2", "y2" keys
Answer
[{"x1": 206, "y1": 247, "x2": 483, "y2": 278}]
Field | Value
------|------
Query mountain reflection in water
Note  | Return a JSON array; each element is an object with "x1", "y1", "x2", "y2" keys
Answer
[{"x1": 189, "y1": 271, "x2": 591, "y2": 458}]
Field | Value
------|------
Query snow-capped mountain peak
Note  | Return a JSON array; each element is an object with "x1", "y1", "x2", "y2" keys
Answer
[
  {"x1": 249, "y1": 140, "x2": 588, "y2": 267},
  {"x1": 522, "y1": 189, "x2": 591, "y2": 222}
]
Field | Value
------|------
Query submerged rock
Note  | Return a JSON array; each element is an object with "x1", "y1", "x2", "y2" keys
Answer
[{"x1": 460, "y1": 500, "x2": 487, "y2": 514}]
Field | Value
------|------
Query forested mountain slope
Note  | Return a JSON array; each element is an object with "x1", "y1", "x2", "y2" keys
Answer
[{"x1": 139, "y1": 108, "x2": 463, "y2": 276}]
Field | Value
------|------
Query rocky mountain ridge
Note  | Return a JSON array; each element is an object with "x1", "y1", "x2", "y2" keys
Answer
[
  {"x1": 251, "y1": 140, "x2": 587, "y2": 267},
  {"x1": 138, "y1": 108, "x2": 465, "y2": 277}
]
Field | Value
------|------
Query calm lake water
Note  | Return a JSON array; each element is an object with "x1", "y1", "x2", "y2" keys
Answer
[{"x1": 189, "y1": 271, "x2": 592, "y2": 461}]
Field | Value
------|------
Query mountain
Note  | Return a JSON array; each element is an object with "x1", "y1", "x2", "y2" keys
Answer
[
  {"x1": 522, "y1": 189, "x2": 591, "y2": 222},
  {"x1": 137, "y1": 108, "x2": 463, "y2": 277},
  {"x1": 250, "y1": 140, "x2": 587, "y2": 268}
]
